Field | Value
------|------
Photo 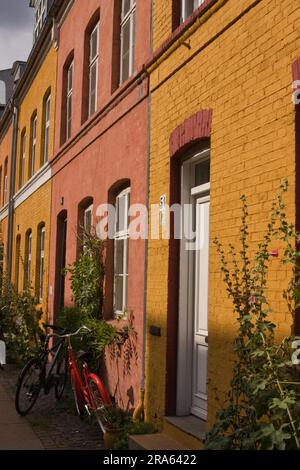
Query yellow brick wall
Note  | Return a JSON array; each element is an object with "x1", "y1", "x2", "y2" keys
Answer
[
  {"x1": 146, "y1": 0, "x2": 300, "y2": 429},
  {"x1": 12, "y1": 180, "x2": 51, "y2": 319},
  {"x1": 11, "y1": 44, "x2": 57, "y2": 320},
  {"x1": 15, "y1": 46, "x2": 57, "y2": 191}
]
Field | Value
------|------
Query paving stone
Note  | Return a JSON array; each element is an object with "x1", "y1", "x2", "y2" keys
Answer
[{"x1": 0, "y1": 365, "x2": 104, "y2": 450}]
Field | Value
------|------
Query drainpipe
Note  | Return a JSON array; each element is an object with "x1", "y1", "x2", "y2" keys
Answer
[
  {"x1": 7, "y1": 102, "x2": 19, "y2": 279},
  {"x1": 133, "y1": 0, "x2": 153, "y2": 423}
]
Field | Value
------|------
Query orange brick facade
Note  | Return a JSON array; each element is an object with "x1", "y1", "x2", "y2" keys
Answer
[{"x1": 145, "y1": 0, "x2": 300, "y2": 443}]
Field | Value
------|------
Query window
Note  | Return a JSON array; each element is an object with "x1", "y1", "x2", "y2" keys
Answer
[
  {"x1": 42, "y1": 93, "x2": 51, "y2": 164},
  {"x1": 114, "y1": 187, "x2": 130, "y2": 315},
  {"x1": 181, "y1": 0, "x2": 203, "y2": 22},
  {"x1": 84, "y1": 204, "x2": 93, "y2": 236},
  {"x1": 66, "y1": 61, "x2": 73, "y2": 140},
  {"x1": 33, "y1": 0, "x2": 47, "y2": 41},
  {"x1": 37, "y1": 225, "x2": 45, "y2": 303},
  {"x1": 19, "y1": 130, "x2": 26, "y2": 189},
  {"x1": 29, "y1": 114, "x2": 37, "y2": 178},
  {"x1": 24, "y1": 231, "x2": 32, "y2": 288},
  {"x1": 3, "y1": 158, "x2": 8, "y2": 206},
  {"x1": 120, "y1": 0, "x2": 136, "y2": 84},
  {"x1": 88, "y1": 23, "x2": 99, "y2": 117},
  {"x1": 15, "y1": 235, "x2": 21, "y2": 292}
]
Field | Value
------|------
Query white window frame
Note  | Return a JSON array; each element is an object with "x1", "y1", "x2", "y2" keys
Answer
[
  {"x1": 66, "y1": 61, "x2": 73, "y2": 140},
  {"x1": 34, "y1": 0, "x2": 47, "y2": 41},
  {"x1": 88, "y1": 23, "x2": 99, "y2": 117},
  {"x1": 30, "y1": 115, "x2": 37, "y2": 178},
  {"x1": 114, "y1": 187, "x2": 130, "y2": 316},
  {"x1": 38, "y1": 226, "x2": 45, "y2": 303},
  {"x1": 20, "y1": 132, "x2": 26, "y2": 188},
  {"x1": 177, "y1": 148, "x2": 210, "y2": 417},
  {"x1": 181, "y1": 0, "x2": 203, "y2": 22},
  {"x1": 43, "y1": 94, "x2": 51, "y2": 164},
  {"x1": 84, "y1": 204, "x2": 93, "y2": 235},
  {"x1": 26, "y1": 232, "x2": 32, "y2": 288},
  {"x1": 3, "y1": 160, "x2": 7, "y2": 206},
  {"x1": 120, "y1": 0, "x2": 136, "y2": 84},
  {"x1": 15, "y1": 236, "x2": 21, "y2": 292}
]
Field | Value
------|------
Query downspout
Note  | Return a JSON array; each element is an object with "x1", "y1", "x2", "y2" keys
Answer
[
  {"x1": 7, "y1": 102, "x2": 19, "y2": 279},
  {"x1": 133, "y1": 0, "x2": 153, "y2": 423}
]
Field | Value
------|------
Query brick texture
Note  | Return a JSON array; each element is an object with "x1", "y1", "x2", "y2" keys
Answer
[{"x1": 146, "y1": 0, "x2": 300, "y2": 432}]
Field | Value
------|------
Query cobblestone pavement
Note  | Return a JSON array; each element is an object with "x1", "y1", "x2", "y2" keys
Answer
[{"x1": 0, "y1": 365, "x2": 104, "y2": 450}]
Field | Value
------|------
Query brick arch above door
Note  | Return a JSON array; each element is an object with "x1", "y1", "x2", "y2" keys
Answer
[{"x1": 169, "y1": 109, "x2": 213, "y2": 159}]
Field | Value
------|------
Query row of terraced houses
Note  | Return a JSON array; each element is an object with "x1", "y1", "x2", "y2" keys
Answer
[{"x1": 1, "y1": 0, "x2": 300, "y2": 450}]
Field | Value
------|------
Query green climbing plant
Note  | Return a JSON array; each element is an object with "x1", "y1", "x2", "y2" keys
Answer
[{"x1": 206, "y1": 180, "x2": 300, "y2": 450}]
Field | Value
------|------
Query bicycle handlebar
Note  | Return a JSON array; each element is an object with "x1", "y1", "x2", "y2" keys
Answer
[{"x1": 47, "y1": 325, "x2": 92, "y2": 340}]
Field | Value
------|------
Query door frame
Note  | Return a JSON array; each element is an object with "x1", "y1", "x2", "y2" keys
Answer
[{"x1": 176, "y1": 148, "x2": 210, "y2": 417}]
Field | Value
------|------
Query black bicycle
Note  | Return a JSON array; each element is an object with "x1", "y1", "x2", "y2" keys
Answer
[{"x1": 15, "y1": 323, "x2": 68, "y2": 416}]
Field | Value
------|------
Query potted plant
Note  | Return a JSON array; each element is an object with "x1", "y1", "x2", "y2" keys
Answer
[{"x1": 98, "y1": 406, "x2": 131, "y2": 450}]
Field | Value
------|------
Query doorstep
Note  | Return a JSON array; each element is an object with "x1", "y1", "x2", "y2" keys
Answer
[
  {"x1": 128, "y1": 416, "x2": 205, "y2": 451},
  {"x1": 163, "y1": 416, "x2": 205, "y2": 450}
]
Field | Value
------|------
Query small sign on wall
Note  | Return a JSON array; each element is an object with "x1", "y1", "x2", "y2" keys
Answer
[{"x1": 160, "y1": 195, "x2": 167, "y2": 227}]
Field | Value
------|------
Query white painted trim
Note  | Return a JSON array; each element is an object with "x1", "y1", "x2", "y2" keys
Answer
[
  {"x1": 0, "y1": 204, "x2": 8, "y2": 221},
  {"x1": 14, "y1": 162, "x2": 51, "y2": 209},
  {"x1": 191, "y1": 182, "x2": 210, "y2": 196},
  {"x1": 177, "y1": 147, "x2": 210, "y2": 418}
]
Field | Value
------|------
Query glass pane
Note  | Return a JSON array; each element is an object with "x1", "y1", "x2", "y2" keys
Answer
[
  {"x1": 84, "y1": 209, "x2": 92, "y2": 234},
  {"x1": 67, "y1": 95, "x2": 72, "y2": 138},
  {"x1": 90, "y1": 25, "x2": 98, "y2": 62},
  {"x1": 115, "y1": 239, "x2": 124, "y2": 275},
  {"x1": 67, "y1": 63, "x2": 73, "y2": 92},
  {"x1": 114, "y1": 275, "x2": 123, "y2": 312},
  {"x1": 44, "y1": 127, "x2": 49, "y2": 162},
  {"x1": 46, "y1": 96, "x2": 51, "y2": 121},
  {"x1": 122, "y1": 0, "x2": 131, "y2": 18},
  {"x1": 195, "y1": 160, "x2": 210, "y2": 186},
  {"x1": 182, "y1": 0, "x2": 194, "y2": 19},
  {"x1": 131, "y1": 11, "x2": 135, "y2": 75},
  {"x1": 89, "y1": 61, "x2": 97, "y2": 115},
  {"x1": 41, "y1": 229, "x2": 45, "y2": 251},
  {"x1": 121, "y1": 19, "x2": 130, "y2": 83},
  {"x1": 116, "y1": 194, "x2": 126, "y2": 233}
]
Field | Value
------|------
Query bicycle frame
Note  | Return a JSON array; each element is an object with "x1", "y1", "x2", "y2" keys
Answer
[
  {"x1": 67, "y1": 347, "x2": 95, "y2": 410},
  {"x1": 40, "y1": 335, "x2": 65, "y2": 393}
]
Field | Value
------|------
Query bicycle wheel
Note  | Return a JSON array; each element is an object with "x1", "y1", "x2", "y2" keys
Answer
[
  {"x1": 54, "y1": 356, "x2": 68, "y2": 400},
  {"x1": 88, "y1": 374, "x2": 111, "y2": 431},
  {"x1": 70, "y1": 369, "x2": 84, "y2": 419},
  {"x1": 15, "y1": 358, "x2": 42, "y2": 416}
]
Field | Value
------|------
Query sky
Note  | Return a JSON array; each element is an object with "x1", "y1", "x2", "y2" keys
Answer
[{"x1": 0, "y1": 0, "x2": 35, "y2": 70}]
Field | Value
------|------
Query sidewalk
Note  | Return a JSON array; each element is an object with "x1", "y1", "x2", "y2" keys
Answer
[
  {"x1": 0, "y1": 366, "x2": 104, "y2": 450},
  {"x1": 0, "y1": 382, "x2": 44, "y2": 450}
]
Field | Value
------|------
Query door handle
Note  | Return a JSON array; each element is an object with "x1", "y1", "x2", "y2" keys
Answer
[{"x1": 205, "y1": 336, "x2": 208, "y2": 344}]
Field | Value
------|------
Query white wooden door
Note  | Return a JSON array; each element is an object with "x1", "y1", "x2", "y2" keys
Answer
[{"x1": 191, "y1": 196, "x2": 210, "y2": 419}]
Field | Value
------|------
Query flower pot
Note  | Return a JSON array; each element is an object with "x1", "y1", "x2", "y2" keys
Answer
[{"x1": 103, "y1": 428, "x2": 121, "y2": 450}]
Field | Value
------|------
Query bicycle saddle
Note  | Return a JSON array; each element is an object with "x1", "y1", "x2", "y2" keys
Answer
[{"x1": 43, "y1": 323, "x2": 67, "y2": 334}]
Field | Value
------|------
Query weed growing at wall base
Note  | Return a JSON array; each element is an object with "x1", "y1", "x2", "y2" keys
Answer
[{"x1": 206, "y1": 180, "x2": 300, "y2": 450}]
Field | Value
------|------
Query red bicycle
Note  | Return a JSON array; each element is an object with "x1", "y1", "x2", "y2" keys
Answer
[{"x1": 50, "y1": 325, "x2": 112, "y2": 431}]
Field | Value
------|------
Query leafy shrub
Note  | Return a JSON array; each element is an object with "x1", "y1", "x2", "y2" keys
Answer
[
  {"x1": 0, "y1": 275, "x2": 41, "y2": 362},
  {"x1": 66, "y1": 236, "x2": 104, "y2": 318},
  {"x1": 205, "y1": 181, "x2": 300, "y2": 450}
]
